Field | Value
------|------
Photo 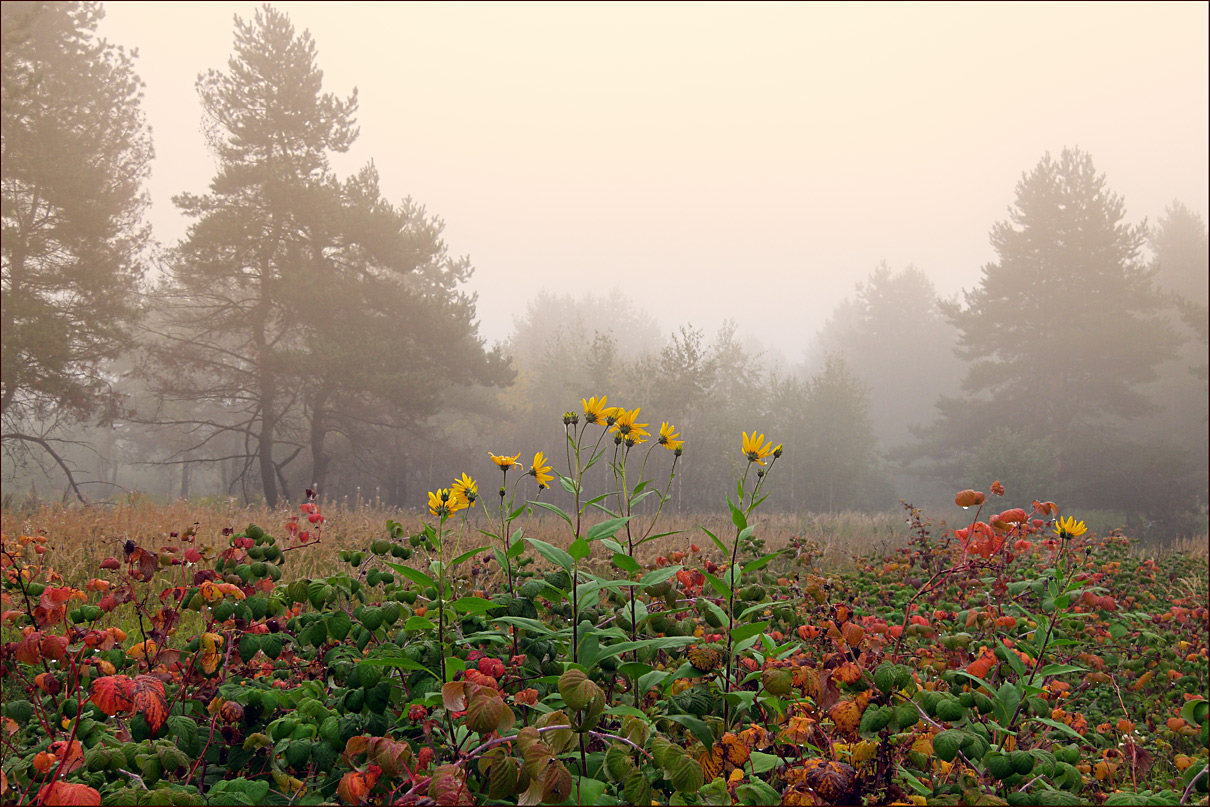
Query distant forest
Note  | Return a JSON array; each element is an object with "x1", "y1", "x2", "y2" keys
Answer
[{"x1": 3, "y1": 3, "x2": 1207, "y2": 537}]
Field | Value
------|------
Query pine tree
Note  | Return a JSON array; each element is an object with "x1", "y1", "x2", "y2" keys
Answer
[
  {"x1": 925, "y1": 148, "x2": 1179, "y2": 506},
  {"x1": 1, "y1": 1, "x2": 152, "y2": 497},
  {"x1": 147, "y1": 5, "x2": 508, "y2": 505}
]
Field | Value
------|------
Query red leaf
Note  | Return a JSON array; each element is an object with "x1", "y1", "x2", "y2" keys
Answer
[
  {"x1": 15, "y1": 632, "x2": 43, "y2": 666},
  {"x1": 49, "y1": 740, "x2": 85, "y2": 774},
  {"x1": 129, "y1": 675, "x2": 168, "y2": 733},
  {"x1": 128, "y1": 548, "x2": 159, "y2": 582},
  {"x1": 38, "y1": 781, "x2": 101, "y2": 806},
  {"x1": 35, "y1": 672, "x2": 61, "y2": 695},
  {"x1": 337, "y1": 766, "x2": 380, "y2": 805},
  {"x1": 39, "y1": 587, "x2": 74, "y2": 611},
  {"x1": 40, "y1": 633, "x2": 68, "y2": 663},
  {"x1": 89, "y1": 676, "x2": 134, "y2": 715}
]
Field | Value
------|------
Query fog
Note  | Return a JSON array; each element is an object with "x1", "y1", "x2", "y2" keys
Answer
[
  {"x1": 97, "y1": 1, "x2": 1208, "y2": 353},
  {"x1": 3, "y1": 1, "x2": 1207, "y2": 536}
]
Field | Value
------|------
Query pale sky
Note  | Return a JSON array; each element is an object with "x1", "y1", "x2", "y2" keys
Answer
[{"x1": 98, "y1": 1, "x2": 1210, "y2": 358}]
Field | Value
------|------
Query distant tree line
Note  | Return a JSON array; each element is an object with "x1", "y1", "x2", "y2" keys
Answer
[{"x1": 3, "y1": 3, "x2": 1206, "y2": 536}]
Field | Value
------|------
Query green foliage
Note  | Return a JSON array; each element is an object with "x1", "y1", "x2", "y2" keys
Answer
[{"x1": 2, "y1": 407, "x2": 1207, "y2": 807}]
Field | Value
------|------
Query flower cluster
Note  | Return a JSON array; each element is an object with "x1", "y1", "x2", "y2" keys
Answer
[{"x1": 427, "y1": 473, "x2": 479, "y2": 518}]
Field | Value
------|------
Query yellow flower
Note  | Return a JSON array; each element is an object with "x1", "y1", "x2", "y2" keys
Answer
[
  {"x1": 1055, "y1": 515, "x2": 1087, "y2": 539},
  {"x1": 428, "y1": 488, "x2": 457, "y2": 517},
  {"x1": 528, "y1": 452, "x2": 553, "y2": 488},
  {"x1": 489, "y1": 452, "x2": 522, "y2": 471},
  {"x1": 742, "y1": 431, "x2": 776, "y2": 465},
  {"x1": 451, "y1": 473, "x2": 478, "y2": 509},
  {"x1": 581, "y1": 396, "x2": 611, "y2": 425},
  {"x1": 658, "y1": 422, "x2": 683, "y2": 451},
  {"x1": 610, "y1": 407, "x2": 649, "y2": 443}
]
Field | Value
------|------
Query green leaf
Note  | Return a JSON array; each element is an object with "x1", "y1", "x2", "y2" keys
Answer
[
  {"x1": 993, "y1": 681, "x2": 1021, "y2": 727},
  {"x1": 578, "y1": 633, "x2": 602, "y2": 671},
  {"x1": 530, "y1": 500, "x2": 573, "y2": 526},
  {"x1": 750, "y1": 751, "x2": 780, "y2": 774},
  {"x1": 557, "y1": 474, "x2": 578, "y2": 495},
  {"x1": 450, "y1": 546, "x2": 488, "y2": 566},
  {"x1": 727, "y1": 496, "x2": 746, "y2": 531},
  {"x1": 587, "y1": 516, "x2": 632, "y2": 542},
  {"x1": 601, "y1": 538, "x2": 626, "y2": 554},
  {"x1": 702, "y1": 571, "x2": 732, "y2": 600},
  {"x1": 742, "y1": 549, "x2": 786, "y2": 575},
  {"x1": 574, "y1": 776, "x2": 608, "y2": 803},
  {"x1": 569, "y1": 537, "x2": 592, "y2": 562},
  {"x1": 953, "y1": 670, "x2": 996, "y2": 693},
  {"x1": 361, "y1": 656, "x2": 434, "y2": 675},
  {"x1": 736, "y1": 780, "x2": 781, "y2": 806},
  {"x1": 451, "y1": 597, "x2": 495, "y2": 615},
  {"x1": 636, "y1": 529, "x2": 682, "y2": 547},
  {"x1": 1032, "y1": 716, "x2": 1085, "y2": 741},
  {"x1": 613, "y1": 553, "x2": 642, "y2": 574},
  {"x1": 596, "y1": 637, "x2": 695, "y2": 663},
  {"x1": 384, "y1": 561, "x2": 437, "y2": 591},
  {"x1": 1001, "y1": 637, "x2": 1028, "y2": 679},
  {"x1": 700, "y1": 526, "x2": 730, "y2": 556},
  {"x1": 899, "y1": 766, "x2": 932, "y2": 796},
  {"x1": 663, "y1": 713, "x2": 715, "y2": 748},
  {"x1": 701, "y1": 598, "x2": 729, "y2": 628},
  {"x1": 326, "y1": 611, "x2": 352, "y2": 642},
  {"x1": 507, "y1": 536, "x2": 526, "y2": 558},
  {"x1": 618, "y1": 662, "x2": 652, "y2": 681},
  {"x1": 1036, "y1": 664, "x2": 1087, "y2": 677},
  {"x1": 730, "y1": 621, "x2": 769, "y2": 644},
  {"x1": 638, "y1": 669, "x2": 669, "y2": 694},
  {"x1": 1180, "y1": 698, "x2": 1208, "y2": 727},
  {"x1": 639, "y1": 566, "x2": 681, "y2": 588},
  {"x1": 404, "y1": 616, "x2": 436, "y2": 631},
  {"x1": 526, "y1": 537, "x2": 575, "y2": 572},
  {"x1": 493, "y1": 615, "x2": 559, "y2": 632}
]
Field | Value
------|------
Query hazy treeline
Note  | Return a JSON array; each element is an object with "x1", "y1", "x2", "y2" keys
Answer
[{"x1": 3, "y1": 3, "x2": 1206, "y2": 537}]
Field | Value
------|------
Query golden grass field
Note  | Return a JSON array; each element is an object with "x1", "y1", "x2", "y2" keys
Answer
[{"x1": 3, "y1": 499, "x2": 1203, "y2": 587}]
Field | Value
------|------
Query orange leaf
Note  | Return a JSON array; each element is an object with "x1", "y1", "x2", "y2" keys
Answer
[
  {"x1": 337, "y1": 766, "x2": 380, "y2": 805},
  {"x1": 50, "y1": 740, "x2": 85, "y2": 774},
  {"x1": 38, "y1": 781, "x2": 100, "y2": 806},
  {"x1": 35, "y1": 672, "x2": 61, "y2": 695},
  {"x1": 129, "y1": 675, "x2": 168, "y2": 733},
  {"x1": 90, "y1": 675, "x2": 134, "y2": 715},
  {"x1": 40, "y1": 634, "x2": 68, "y2": 663},
  {"x1": 442, "y1": 681, "x2": 468, "y2": 712},
  {"x1": 16, "y1": 631, "x2": 43, "y2": 665},
  {"x1": 699, "y1": 743, "x2": 725, "y2": 780},
  {"x1": 954, "y1": 489, "x2": 986, "y2": 508},
  {"x1": 39, "y1": 586, "x2": 75, "y2": 611},
  {"x1": 33, "y1": 751, "x2": 55, "y2": 774},
  {"x1": 840, "y1": 622, "x2": 865, "y2": 648}
]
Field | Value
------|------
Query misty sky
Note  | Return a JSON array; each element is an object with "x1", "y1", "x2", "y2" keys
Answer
[{"x1": 98, "y1": 1, "x2": 1209, "y2": 358}]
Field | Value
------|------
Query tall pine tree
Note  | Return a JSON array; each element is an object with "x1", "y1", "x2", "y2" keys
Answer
[
  {"x1": 1, "y1": 1, "x2": 152, "y2": 497},
  {"x1": 924, "y1": 148, "x2": 1178, "y2": 507},
  {"x1": 146, "y1": 5, "x2": 508, "y2": 505}
]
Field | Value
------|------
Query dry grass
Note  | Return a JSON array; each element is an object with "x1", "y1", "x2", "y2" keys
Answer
[
  {"x1": 5, "y1": 500, "x2": 1201, "y2": 587},
  {"x1": 1, "y1": 500, "x2": 916, "y2": 584}
]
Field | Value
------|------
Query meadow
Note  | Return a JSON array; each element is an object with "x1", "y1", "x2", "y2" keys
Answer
[{"x1": 1, "y1": 436, "x2": 1207, "y2": 806}]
